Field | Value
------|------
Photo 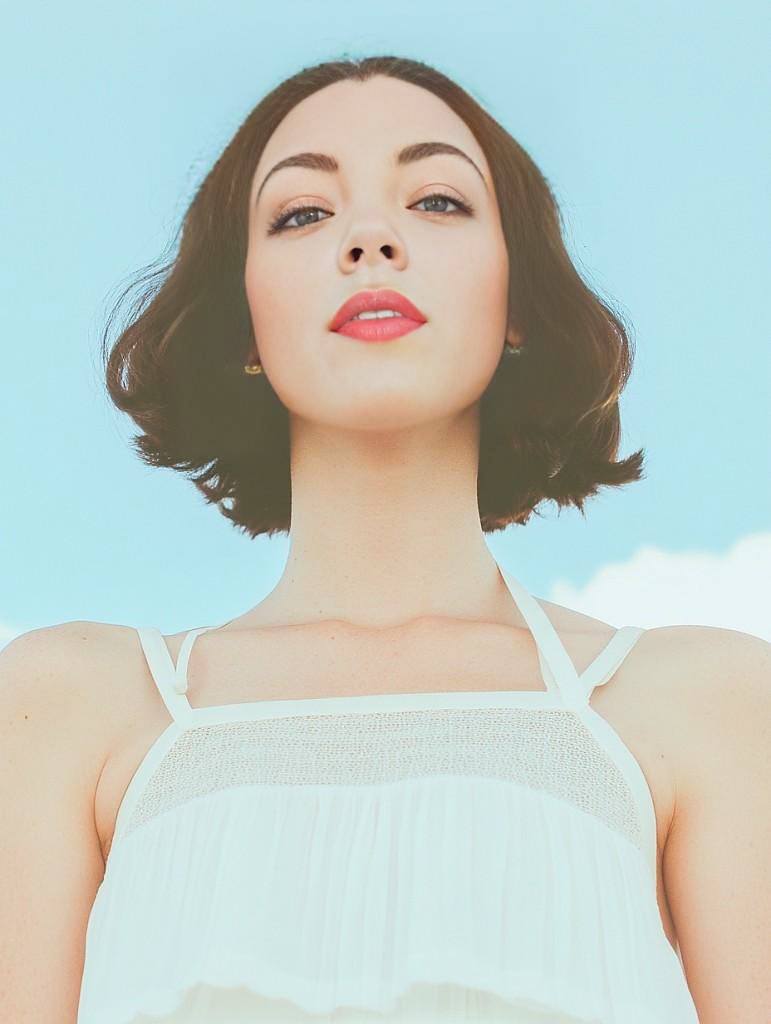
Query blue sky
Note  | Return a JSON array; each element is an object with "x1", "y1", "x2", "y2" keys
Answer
[{"x1": 2, "y1": 0, "x2": 769, "y2": 647}]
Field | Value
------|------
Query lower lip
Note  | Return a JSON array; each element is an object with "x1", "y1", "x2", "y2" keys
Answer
[{"x1": 334, "y1": 316, "x2": 425, "y2": 341}]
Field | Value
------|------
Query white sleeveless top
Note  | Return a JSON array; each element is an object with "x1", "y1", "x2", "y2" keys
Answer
[{"x1": 76, "y1": 562, "x2": 700, "y2": 1023}]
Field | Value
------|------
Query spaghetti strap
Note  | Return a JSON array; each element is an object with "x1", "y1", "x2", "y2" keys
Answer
[
  {"x1": 495, "y1": 560, "x2": 647, "y2": 709},
  {"x1": 135, "y1": 625, "x2": 219, "y2": 724},
  {"x1": 172, "y1": 627, "x2": 217, "y2": 695},
  {"x1": 496, "y1": 561, "x2": 583, "y2": 705},
  {"x1": 578, "y1": 625, "x2": 646, "y2": 702}
]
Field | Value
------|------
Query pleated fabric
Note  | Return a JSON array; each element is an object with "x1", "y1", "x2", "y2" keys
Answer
[{"x1": 76, "y1": 562, "x2": 700, "y2": 1023}]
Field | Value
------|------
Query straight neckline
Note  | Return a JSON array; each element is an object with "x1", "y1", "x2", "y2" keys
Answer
[{"x1": 181, "y1": 686, "x2": 567, "y2": 727}]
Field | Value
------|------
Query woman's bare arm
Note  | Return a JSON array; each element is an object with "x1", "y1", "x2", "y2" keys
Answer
[
  {"x1": 662, "y1": 625, "x2": 771, "y2": 1022},
  {"x1": 0, "y1": 623, "x2": 110, "y2": 1023}
]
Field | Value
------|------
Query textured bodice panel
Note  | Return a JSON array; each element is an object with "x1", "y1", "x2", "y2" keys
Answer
[{"x1": 121, "y1": 702, "x2": 648, "y2": 859}]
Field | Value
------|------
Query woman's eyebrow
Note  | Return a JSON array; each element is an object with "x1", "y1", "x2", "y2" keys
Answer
[{"x1": 254, "y1": 141, "x2": 488, "y2": 206}]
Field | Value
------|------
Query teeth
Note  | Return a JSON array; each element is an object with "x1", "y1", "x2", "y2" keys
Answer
[{"x1": 351, "y1": 309, "x2": 402, "y2": 320}]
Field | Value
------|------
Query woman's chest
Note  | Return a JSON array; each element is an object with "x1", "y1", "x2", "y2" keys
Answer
[{"x1": 95, "y1": 620, "x2": 680, "y2": 950}]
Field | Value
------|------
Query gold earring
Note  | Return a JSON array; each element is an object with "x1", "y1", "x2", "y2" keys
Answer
[
  {"x1": 504, "y1": 340, "x2": 524, "y2": 356},
  {"x1": 244, "y1": 354, "x2": 263, "y2": 375}
]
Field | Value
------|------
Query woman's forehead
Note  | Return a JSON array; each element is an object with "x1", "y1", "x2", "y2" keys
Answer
[{"x1": 252, "y1": 78, "x2": 487, "y2": 187}]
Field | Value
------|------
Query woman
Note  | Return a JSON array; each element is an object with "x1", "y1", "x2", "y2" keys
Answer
[{"x1": 2, "y1": 55, "x2": 767, "y2": 1024}]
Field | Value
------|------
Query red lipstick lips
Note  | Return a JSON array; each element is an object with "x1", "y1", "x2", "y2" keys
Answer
[{"x1": 329, "y1": 289, "x2": 427, "y2": 342}]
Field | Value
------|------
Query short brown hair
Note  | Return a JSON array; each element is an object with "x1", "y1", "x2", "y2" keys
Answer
[{"x1": 101, "y1": 54, "x2": 644, "y2": 539}]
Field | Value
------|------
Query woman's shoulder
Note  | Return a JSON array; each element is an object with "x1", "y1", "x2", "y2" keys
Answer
[
  {"x1": 538, "y1": 597, "x2": 767, "y2": 737},
  {"x1": 559, "y1": 608, "x2": 769, "y2": 780},
  {"x1": 0, "y1": 620, "x2": 146, "y2": 756},
  {"x1": 0, "y1": 619, "x2": 137, "y2": 696},
  {"x1": 538, "y1": 592, "x2": 763, "y2": 675}
]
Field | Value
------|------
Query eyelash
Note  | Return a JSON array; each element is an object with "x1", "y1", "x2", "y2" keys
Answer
[{"x1": 266, "y1": 191, "x2": 474, "y2": 235}]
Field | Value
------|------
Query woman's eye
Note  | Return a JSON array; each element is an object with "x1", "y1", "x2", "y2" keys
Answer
[
  {"x1": 267, "y1": 205, "x2": 332, "y2": 234},
  {"x1": 267, "y1": 191, "x2": 473, "y2": 235},
  {"x1": 410, "y1": 192, "x2": 472, "y2": 216}
]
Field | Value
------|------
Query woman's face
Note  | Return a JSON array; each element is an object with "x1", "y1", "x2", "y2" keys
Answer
[{"x1": 244, "y1": 74, "x2": 511, "y2": 433}]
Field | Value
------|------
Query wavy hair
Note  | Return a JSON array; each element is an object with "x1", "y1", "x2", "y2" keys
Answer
[{"x1": 101, "y1": 54, "x2": 644, "y2": 538}]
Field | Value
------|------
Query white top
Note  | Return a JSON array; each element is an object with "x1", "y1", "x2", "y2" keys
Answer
[{"x1": 76, "y1": 561, "x2": 700, "y2": 1023}]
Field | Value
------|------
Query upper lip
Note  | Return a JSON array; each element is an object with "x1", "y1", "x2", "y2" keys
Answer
[{"x1": 329, "y1": 289, "x2": 428, "y2": 331}]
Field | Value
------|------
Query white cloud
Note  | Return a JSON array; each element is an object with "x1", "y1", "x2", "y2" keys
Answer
[{"x1": 547, "y1": 530, "x2": 771, "y2": 642}]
